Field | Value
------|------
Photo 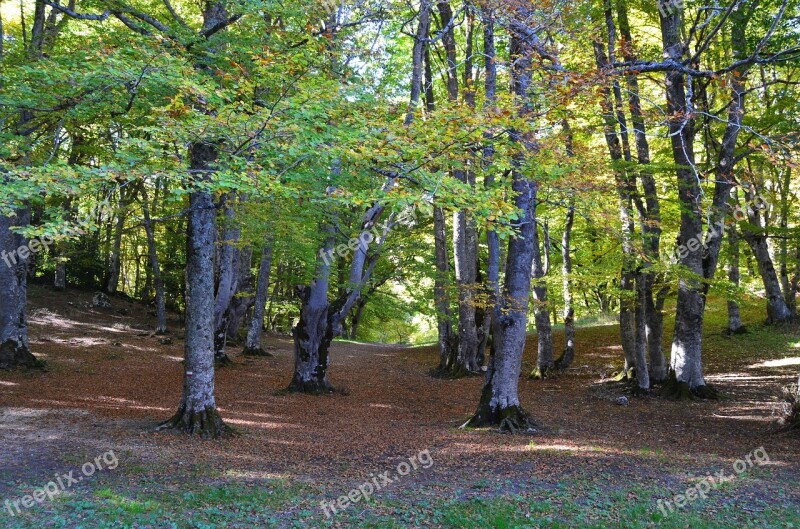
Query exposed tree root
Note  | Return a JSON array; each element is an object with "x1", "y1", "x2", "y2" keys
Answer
[
  {"x1": 285, "y1": 377, "x2": 335, "y2": 395},
  {"x1": 214, "y1": 353, "x2": 233, "y2": 367},
  {"x1": 241, "y1": 346, "x2": 273, "y2": 357},
  {"x1": 0, "y1": 341, "x2": 44, "y2": 370},
  {"x1": 157, "y1": 406, "x2": 231, "y2": 438},
  {"x1": 776, "y1": 383, "x2": 800, "y2": 433},
  {"x1": 722, "y1": 326, "x2": 748, "y2": 337},
  {"x1": 662, "y1": 372, "x2": 719, "y2": 400},
  {"x1": 780, "y1": 408, "x2": 800, "y2": 432},
  {"x1": 463, "y1": 405, "x2": 537, "y2": 434},
  {"x1": 599, "y1": 374, "x2": 649, "y2": 397},
  {"x1": 429, "y1": 365, "x2": 480, "y2": 379},
  {"x1": 648, "y1": 367, "x2": 668, "y2": 385},
  {"x1": 553, "y1": 350, "x2": 574, "y2": 371}
]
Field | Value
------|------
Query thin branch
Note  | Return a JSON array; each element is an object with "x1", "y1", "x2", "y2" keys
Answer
[
  {"x1": 42, "y1": 0, "x2": 109, "y2": 20},
  {"x1": 162, "y1": 0, "x2": 188, "y2": 29},
  {"x1": 200, "y1": 13, "x2": 242, "y2": 38}
]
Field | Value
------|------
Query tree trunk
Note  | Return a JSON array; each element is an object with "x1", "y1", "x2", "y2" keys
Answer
[
  {"x1": 466, "y1": 30, "x2": 537, "y2": 433},
  {"x1": 661, "y1": 6, "x2": 714, "y2": 397},
  {"x1": 0, "y1": 208, "x2": 41, "y2": 369},
  {"x1": 726, "y1": 205, "x2": 746, "y2": 334},
  {"x1": 434, "y1": 208, "x2": 456, "y2": 371},
  {"x1": 349, "y1": 298, "x2": 367, "y2": 340},
  {"x1": 778, "y1": 168, "x2": 795, "y2": 316},
  {"x1": 467, "y1": 163, "x2": 538, "y2": 432},
  {"x1": 0, "y1": 8, "x2": 48, "y2": 370},
  {"x1": 54, "y1": 261, "x2": 66, "y2": 291},
  {"x1": 475, "y1": 261, "x2": 490, "y2": 369},
  {"x1": 633, "y1": 271, "x2": 650, "y2": 392},
  {"x1": 404, "y1": 0, "x2": 431, "y2": 126},
  {"x1": 593, "y1": 35, "x2": 641, "y2": 383},
  {"x1": 224, "y1": 245, "x2": 254, "y2": 343},
  {"x1": 481, "y1": 6, "x2": 498, "y2": 372},
  {"x1": 466, "y1": 161, "x2": 538, "y2": 433},
  {"x1": 159, "y1": 141, "x2": 227, "y2": 437},
  {"x1": 530, "y1": 220, "x2": 554, "y2": 378},
  {"x1": 616, "y1": 0, "x2": 666, "y2": 381},
  {"x1": 140, "y1": 184, "x2": 167, "y2": 334},
  {"x1": 555, "y1": 205, "x2": 575, "y2": 370},
  {"x1": 288, "y1": 184, "x2": 392, "y2": 393},
  {"x1": 243, "y1": 241, "x2": 274, "y2": 356},
  {"x1": 662, "y1": 35, "x2": 708, "y2": 395},
  {"x1": 289, "y1": 274, "x2": 335, "y2": 393},
  {"x1": 740, "y1": 186, "x2": 792, "y2": 324},
  {"x1": 105, "y1": 189, "x2": 126, "y2": 294},
  {"x1": 212, "y1": 194, "x2": 242, "y2": 364},
  {"x1": 741, "y1": 215, "x2": 793, "y2": 323},
  {"x1": 406, "y1": 4, "x2": 456, "y2": 373},
  {"x1": 453, "y1": 205, "x2": 479, "y2": 374},
  {"x1": 646, "y1": 276, "x2": 668, "y2": 381},
  {"x1": 437, "y1": 0, "x2": 478, "y2": 376}
]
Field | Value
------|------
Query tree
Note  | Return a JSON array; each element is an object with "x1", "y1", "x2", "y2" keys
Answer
[
  {"x1": 242, "y1": 240, "x2": 275, "y2": 356},
  {"x1": 466, "y1": 11, "x2": 545, "y2": 432},
  {"x1": 139, "y1": 182, "x2": 167, "y2": 334},
  {"x1": 0, "y1": 208, "x2": 41, "y2": 369},
  {"x1": 555, "y1": 204, "x2": 576, "y2": 370}
]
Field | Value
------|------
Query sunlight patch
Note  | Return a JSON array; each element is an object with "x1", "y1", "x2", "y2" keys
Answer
[
  {"x1": 224, "y1": 469, "x2": 291, "y2": 480},
  {"x1": 748, "y1": 357, "x2": 800, "y2": 368}
]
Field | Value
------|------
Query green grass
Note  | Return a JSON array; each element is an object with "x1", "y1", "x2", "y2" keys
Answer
[{"x1": 2, "y1": 475, "x2": 798, "y2": 528}]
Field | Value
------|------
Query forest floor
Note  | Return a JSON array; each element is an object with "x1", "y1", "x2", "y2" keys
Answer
[{"x1": 1, "y1": 285, "x2": 799, "y2": 528}]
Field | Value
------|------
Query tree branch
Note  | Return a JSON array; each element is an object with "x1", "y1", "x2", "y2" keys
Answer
[{"x1": 200, "y1": 14, "x2": 242, "y2": 38}]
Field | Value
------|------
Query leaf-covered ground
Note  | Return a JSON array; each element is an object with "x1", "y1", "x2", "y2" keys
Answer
[{"x1": 0, "y1": 285, "x2": 798, "y2": 528}]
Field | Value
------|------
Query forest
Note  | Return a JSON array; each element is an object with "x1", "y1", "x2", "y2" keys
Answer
[{"x1": 1, "y1": 0, "x2": 799, "y2": 527}]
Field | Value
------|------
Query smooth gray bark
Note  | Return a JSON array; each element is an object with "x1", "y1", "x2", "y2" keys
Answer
[
  {"x1": 616, "y1": 0, "x2": 666, "y2": 381},
  {"x1": 105, "y1": 188, "x2": 127, "y2": 294},
  {"x1": 290, "y1": 221, "x2": 336, "y2": 393},
  {"x1": 224, "y1": 245, "x2": 254, "y2": 342},
  {"x1": 212, "y1": 195, "x2": 242, "y2": 363},
  {"x1": 466, "y1": 161, "x2": 537, "y2": 431},
  {"x1": 555, "y1": 205, "x2": 575, "y2": 370},
  {"x1": 593, "y1": 36, "x2": 641, "y2": 383},
  {"x1": 531, "y1": 219, "x2": 554, "y2": 377},
  {"x1": 453, "y1": 205, "x2": 479, "y2": 374},
  {"x1": 405, "y1": 5, "x2": 456, "y2": 373},
  {"x1": 661, "y1": 6, "x2": 709, "y2": 393},
  {"x1": 726, "y1": 205, "x2": 746, "y2": 334},
  {"x1": 289, "y1": 183, "x2": 392, "y2": 393},
  {"x1": 434, "y1": 207, "x2": 456, "y2": 371},
  {"x1": 778, "y1": 168, "x2": 795, "y2": 315},
  {"x1": 467, "y1": 29, "x2": 537, "y2": 432},
  {"x1": 140, "y1": 184, "x2": 167, "y2": 334},
  {"x1": 243, "y1": 241, "x2": 274, "y2": 355},
  {"x1": 481, "y1": 6, "x2": 499, "y2": 371},
  {"x1": 160, "y1": 0, "x2": 231, "y2": 436},
  {"x1": 438, "y1": 0, "x2": 479, "y2": 375},
  {"x1": 741, "y1": 187, "x2": 792, "y2": 324},
  {"x1": 404, "y1": 0, "x2": 431, "y2": 126},
  {"x1": 634, "y1": 272, "x2": 650, "y2": 391},
  {"x1": 349, "y1": 298, "x2": 367, "y2": 340}
]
